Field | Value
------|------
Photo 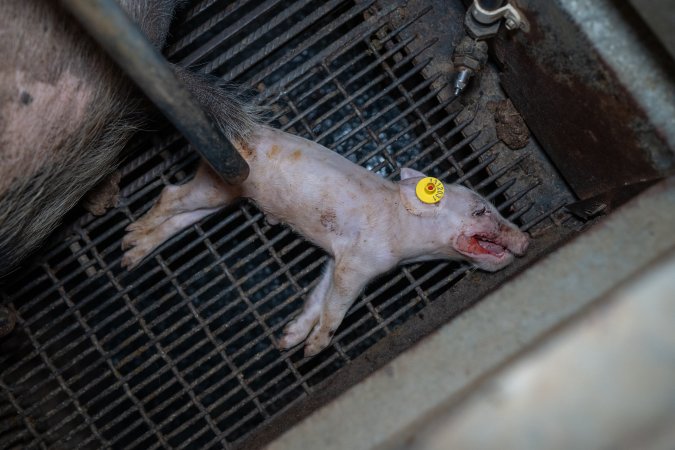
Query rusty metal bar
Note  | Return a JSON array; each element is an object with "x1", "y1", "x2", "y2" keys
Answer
[{"x1": 59, "y1": 0, "x2": 249, "y2": 184}]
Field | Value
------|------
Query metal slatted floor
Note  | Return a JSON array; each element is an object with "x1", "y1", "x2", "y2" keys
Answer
[{"x1": 1, "y1": 0, "x2": 574, "y2": 448}]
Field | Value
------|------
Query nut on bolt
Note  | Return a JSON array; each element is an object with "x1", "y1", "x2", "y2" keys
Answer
[{"x1": 452, "y1": 37, "x2": 488, "y2": 96}]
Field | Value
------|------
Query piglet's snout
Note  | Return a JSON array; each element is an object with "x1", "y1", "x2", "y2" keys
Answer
[
  {"x1": 498, "y1": 223, "x2": 529, "y2": 256},
  {"x1": 508, "y1": 229, "x2": 530, "y2": 256}
]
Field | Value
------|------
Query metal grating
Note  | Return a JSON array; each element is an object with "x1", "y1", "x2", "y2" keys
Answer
[{"x1": 0, "y1": 0, "x2": 571, "y2": 448}]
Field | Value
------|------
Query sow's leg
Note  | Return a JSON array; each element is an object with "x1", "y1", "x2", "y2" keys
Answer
[{"x1": 0, "y1": 0, "x2": 182, "y2": 275}]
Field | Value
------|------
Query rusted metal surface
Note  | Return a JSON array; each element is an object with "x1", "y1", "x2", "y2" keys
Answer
[
  {"x1": 493, "y1": 0, "x2": 674, "y2": 200},
  {"x1": 1, "y1": 0, "x2": 577, "y2": 448},
  {"x1": 386, "y1": 0, "x2": 465, "y2": 104}
]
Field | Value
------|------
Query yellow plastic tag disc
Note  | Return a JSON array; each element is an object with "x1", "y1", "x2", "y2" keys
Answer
[{"x1": 416, "y1": 177, "x2": 445, "y2": 204}]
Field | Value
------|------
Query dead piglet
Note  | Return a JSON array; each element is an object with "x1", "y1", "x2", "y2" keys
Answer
[
  {"x1": 122, "y1": 125, "x2": 529, "y2": 356},
  {"x1": 279, "y1": 167, "x2": 530, "y2": 356}
]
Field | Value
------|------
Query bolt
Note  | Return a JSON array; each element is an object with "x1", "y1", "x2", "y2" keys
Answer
[{"x1": 505, "y1": 18, "x2": 518, "y2": 30}]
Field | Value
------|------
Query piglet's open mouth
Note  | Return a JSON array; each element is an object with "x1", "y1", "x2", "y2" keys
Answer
[
  {"x1": 472, "y1": 237, "x2": 506, "y2": 256},
  {"x1": 456, "y1": 234, "x2": 509, "y2": 258}
]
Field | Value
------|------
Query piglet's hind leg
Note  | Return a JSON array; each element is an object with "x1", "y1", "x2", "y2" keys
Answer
[{"x1": 121, "y1": 162, "x2": 238, "y2": 269}]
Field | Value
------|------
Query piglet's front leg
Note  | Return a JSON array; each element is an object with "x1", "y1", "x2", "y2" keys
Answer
[
  {"x1": 278, "y1": 259, "x2": 334, "y2": 352},
  {"x1": 280, "y1": 254, "x2": 388, "y2": 356}
]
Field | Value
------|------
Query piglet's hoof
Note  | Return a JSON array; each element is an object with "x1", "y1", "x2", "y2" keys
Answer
[{"x1": 278, "y1": 320, "x2": 310, "y2": 350}]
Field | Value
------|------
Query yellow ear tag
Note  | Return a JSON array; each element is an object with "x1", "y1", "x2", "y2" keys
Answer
[{"x1": 416, "y1": 177, "x2": 445, "y2": 204}]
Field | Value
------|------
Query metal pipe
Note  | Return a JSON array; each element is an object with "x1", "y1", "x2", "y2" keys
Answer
[{"x1": 60, "y1": 0, "x2": 249, "y2": 185}]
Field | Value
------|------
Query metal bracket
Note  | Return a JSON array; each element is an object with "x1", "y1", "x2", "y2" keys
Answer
[
  {"x1": 456, "y1": 1, "x2": 527, "y2": 95},
  {"x1": 472, "y1": 1, "x2": 529, "y2": 32},
  {"x1": 464, "y1": 1, "x2": 530, "y2": 39}
]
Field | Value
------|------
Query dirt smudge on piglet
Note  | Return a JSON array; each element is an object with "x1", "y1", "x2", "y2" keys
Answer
[
  {"x1": 333, "y1": 264, "x2": 353, "y2": 295},
  {"x1": 320, "y1": 209, "x2": 337, "y2": 233},
  {"x1": 236, "y1": 139, "x2": 256, "y2": 160},
  {"x1": 291, "y1": 149, "x2": 301, "y2": 161},
  {"x1": 267, "y1": 144, "x2": 280, "y2": 158}
]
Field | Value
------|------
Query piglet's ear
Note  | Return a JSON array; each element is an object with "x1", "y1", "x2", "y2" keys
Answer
[
  {"x1": 398, "y1": 178, "x2": 440, "y2": 217},
  {"x1": 400, "y1": 167, "x2": 426, "y2": 180}
]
